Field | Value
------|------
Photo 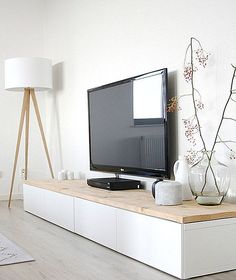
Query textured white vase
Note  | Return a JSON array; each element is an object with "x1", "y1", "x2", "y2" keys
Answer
[
  {"x1": 155, "y1": 181, "x2": 183, "y2": 206},
  {"x1": 173, "y1": 156, "x2": 193, "y2": 201}
]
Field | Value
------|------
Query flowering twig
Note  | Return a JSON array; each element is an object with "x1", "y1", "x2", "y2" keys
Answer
[
  {"x1": 169, "y1": 38, "x2": 236, "y2": 197},
  {"x1": 187, "y1": 38, "x2": 220, "y2": 194},
  {"x1": 185, "y1": 148, "x2": 204, "y2": 166},
  {"x1": 189, "y1": 37, "x2": 208, "y2": 152},
  {"x1": 167, "y1": 94, "x2": 192, "y2": 112}
]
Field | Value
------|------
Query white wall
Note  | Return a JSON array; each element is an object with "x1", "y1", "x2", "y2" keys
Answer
[
  {"x1": 43, "y1": 0, "x2": 236, "y2": 189},
  {"x1": 2, "y1": 0, "x2": 235, "y2": 197},
  {"x1": 0, "y1": 0, "x2": 47, "y2": 199}
]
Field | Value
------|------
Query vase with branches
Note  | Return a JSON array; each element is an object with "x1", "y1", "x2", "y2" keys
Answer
[{"x1": 168, "y1": 37, "x2": 235, "y2": 205}]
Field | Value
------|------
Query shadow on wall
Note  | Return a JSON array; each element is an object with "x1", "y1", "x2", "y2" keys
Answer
[
  {"x1": 168, "y1": 70, "x2": 178, "y2": 178},
  {"x1": 53, "y1": 62, "x2": 64, "y2": 92},
  {"x1": 48, "y1": 62, "x2": 65, "y2": 172}
]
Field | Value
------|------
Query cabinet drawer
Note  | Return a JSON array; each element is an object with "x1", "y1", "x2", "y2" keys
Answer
[
  {"x1": 117, "y1": 209, "x2": 182, "y2": 278},
  {"x1": 74, "y1": 198, "x2": 116, "y2": 250},
  {"x1": 183, "y1": 220, "x2": 236, "y2": 278},
  {"x1": 43, "y1": 189, "x2": 74, "y2": 232},
  {"x1": 23, "y1": 184, "x2": 46, "y2": 219},
  {"x1": 23, "y1": 184, "x2": 74, "y2": 232}
]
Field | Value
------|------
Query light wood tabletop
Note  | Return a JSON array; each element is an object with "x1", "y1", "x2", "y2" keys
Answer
[{"x1": 24, "y1": 179, "x2": 236, "y2": 224}]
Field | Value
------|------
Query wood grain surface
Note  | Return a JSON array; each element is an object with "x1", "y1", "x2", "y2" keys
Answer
[{"x1": 24, "y1": 179, "x2": 236, "y2": 224}]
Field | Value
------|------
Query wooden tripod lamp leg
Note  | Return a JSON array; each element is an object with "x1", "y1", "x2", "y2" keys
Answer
[
  {"x1": 25, "y1": 90, "x2": 30, "y2": 180},
  {"x1": 8, "y1": 89, "x2": 29, "y2": 208},
  {"x1": 30, "y1": 89, "x2": 54, "y2": 179}
]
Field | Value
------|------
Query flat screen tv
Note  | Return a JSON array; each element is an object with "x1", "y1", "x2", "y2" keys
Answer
[{"x1": 87, "y1": 68, "x2": 170, "y2": 189}]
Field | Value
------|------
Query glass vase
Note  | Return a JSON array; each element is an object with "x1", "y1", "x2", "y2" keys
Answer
[{"x1": 189, "y1": 151, "x2": 230, "y2": 205}]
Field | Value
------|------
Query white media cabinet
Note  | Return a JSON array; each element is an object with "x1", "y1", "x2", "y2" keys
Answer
[{"x1": 23, "y1": 180, "x2": 236, "y2": 279}]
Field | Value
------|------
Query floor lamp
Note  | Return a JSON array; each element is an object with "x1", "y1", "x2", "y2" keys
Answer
[{"x1": 5, "y1": 57, "x2": 54, "y2": 208}]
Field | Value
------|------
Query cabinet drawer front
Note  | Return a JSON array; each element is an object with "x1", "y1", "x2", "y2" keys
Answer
[
  {"x1": 74, "y1": 198, "x2": 116, "y2": 250},
  {"x1": 23, "y1": 184, "x2": 46, "y2": 219},
  {"x1": 44, "y1": 189, "x2": 74, "y2": 232},
  {"x1": 184, "y1": 221, "x2": 236, "y2": 278},
  {"x1": 117, "y1": 209, "x2": 182, "y2": 278},
  {"x1": 23, "y1": 184, "x2": 74, "y2": 232}
]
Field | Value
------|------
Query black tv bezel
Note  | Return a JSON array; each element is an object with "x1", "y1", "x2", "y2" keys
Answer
[{"x1": 87, "y1": 68, "x2": 170, "y2": 179}]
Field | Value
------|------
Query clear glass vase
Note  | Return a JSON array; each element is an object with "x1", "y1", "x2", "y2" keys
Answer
[{"x1": 189, "y1": 151, "x2": 230, "y2": 205}]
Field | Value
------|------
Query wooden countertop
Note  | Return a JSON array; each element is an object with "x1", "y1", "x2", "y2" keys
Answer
[{"x1": 23, "y1": 179, "x2": 236, "y2": 224}]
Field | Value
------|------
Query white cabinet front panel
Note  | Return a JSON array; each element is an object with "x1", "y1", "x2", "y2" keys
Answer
[
  {"x1": 43, "y1": 189, "x2": 74, "y2": 232},
  {"x1": 23, "y1": 184, "x2": 74, "y2": 232},
  {"x1": 74, "y1": 198, "x2": 116, "y2": 250},
  {"x1": 23, "y1": 184, "x2": 46, "y2": 219},
  {"x1": 117, "y1": 208, "x2": 182, "y2": 278},
  {"x1": 183, "y1": 220, "x2": 236, "y2": 279}
]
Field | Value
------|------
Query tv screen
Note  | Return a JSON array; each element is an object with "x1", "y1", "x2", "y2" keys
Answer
[{"x1": 88, "y1": 68, "x2": 170, "y2": 179}]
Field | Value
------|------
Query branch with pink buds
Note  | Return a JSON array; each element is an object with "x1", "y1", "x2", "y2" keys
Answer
[{"x1": 168, "y1": 37, "x2": 236, "y2": 194}]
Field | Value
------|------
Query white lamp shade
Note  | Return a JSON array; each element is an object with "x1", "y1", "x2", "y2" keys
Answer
[{"x1": 4, "y1": 57, "x2": 52, "y2": 91}]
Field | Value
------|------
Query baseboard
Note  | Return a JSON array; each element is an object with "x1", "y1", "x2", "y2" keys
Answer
[{"x1": 0, "y1": 194, "x2": 23, "y2": 201}]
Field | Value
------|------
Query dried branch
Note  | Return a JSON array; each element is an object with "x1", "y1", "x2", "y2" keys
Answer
[
  {"x1": 169, "y1": 37, "x2": 236, "y2": 197},
  {"x1": 201, "y1": 65, "x2": 236, "y2": 193},
  {"x1": 189, "y1": 37, "x2": 208, "y2": 154},
  {"x1": 224, "y1": 117, "x2": 236, "y2": 122},
  {"x1": 210, "y1": 65, "x2": 236, "y2": 152},
  {"x1": 216, "y1": 136, "x2": 236, "y2": 159},
  {"x1": 230, "y1": 96, "x2": 236, "y2": 102},
  {"x1": 216, "y1": 140, "x2": 236, "y2": 144}
]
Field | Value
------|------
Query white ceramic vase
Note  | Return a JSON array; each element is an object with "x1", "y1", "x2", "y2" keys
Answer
[
  {"x1": 155, "y1": 181, "x2": 183, "y2": 206},
  {"x1": 173, "y1": 156, "x2": 193, "y2": 201}
]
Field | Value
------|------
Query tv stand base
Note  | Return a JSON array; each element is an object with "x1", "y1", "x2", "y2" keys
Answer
[{"x1": 23, "y1": 180, "x2": 236, "y2": 279}]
